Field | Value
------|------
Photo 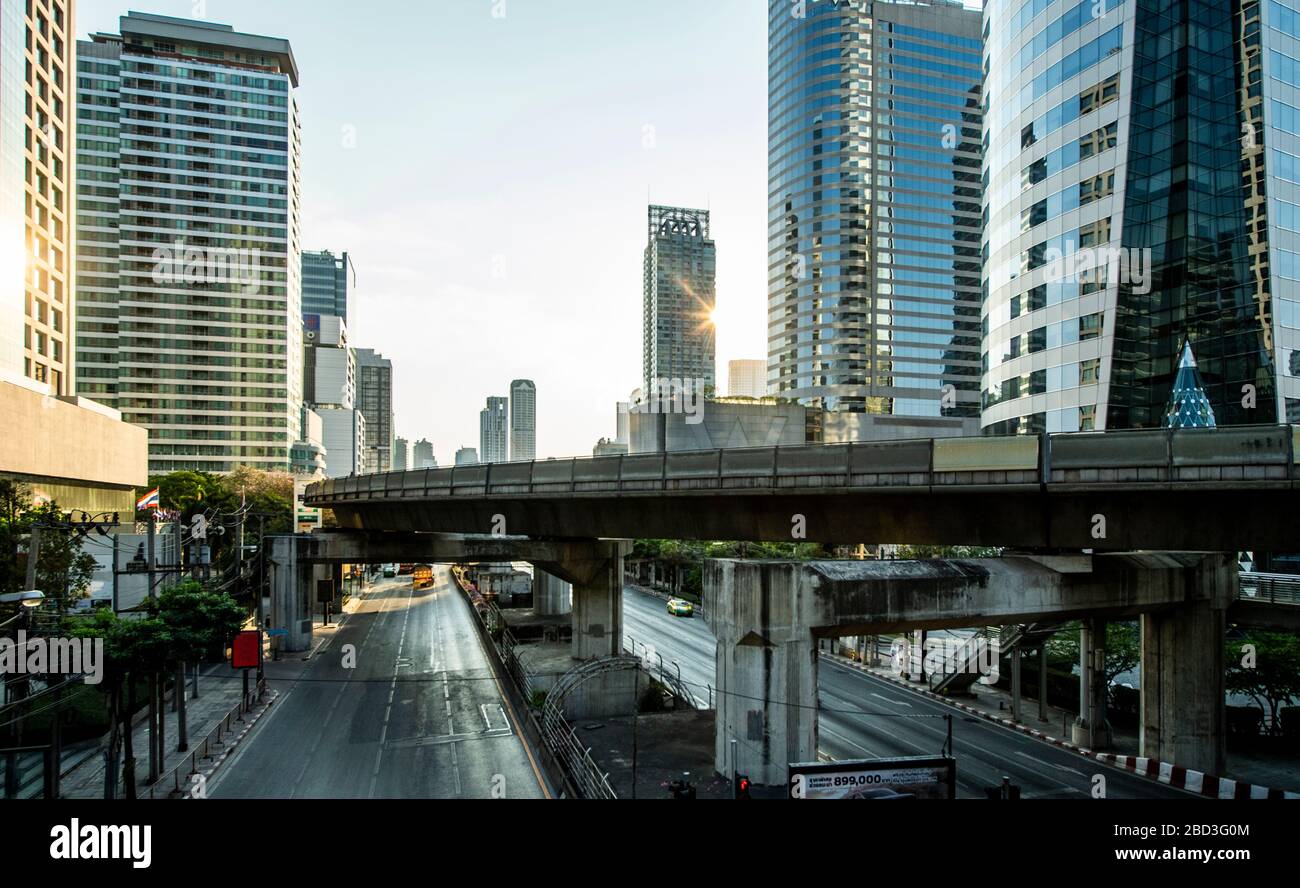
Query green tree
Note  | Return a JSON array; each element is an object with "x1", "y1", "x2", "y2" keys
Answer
[
  {"x1": 150, "y1": 579, "x2": 247, "y2": 753},
  {"x1": 155, "y1": 471, "x2": 214, "y2": 512},
  {"x1": 1226, "y1": 631, "x2": 1300, "y2": 732},
  {"x1": 893, "y1": 545, "x2": 1003, "y2": 559}
]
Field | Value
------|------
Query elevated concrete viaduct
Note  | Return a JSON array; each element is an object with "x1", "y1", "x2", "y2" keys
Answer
[
  {"x1": 706, "y1": 553, "x2": 1234, "y2": 785},
  {"x1": 267, "y1": 532, "x2": 625, "y2": 660}
]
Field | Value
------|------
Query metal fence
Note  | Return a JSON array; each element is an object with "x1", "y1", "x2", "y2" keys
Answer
[{"x1": 149, "y1": 676, "x2": 267, "y2": 799}]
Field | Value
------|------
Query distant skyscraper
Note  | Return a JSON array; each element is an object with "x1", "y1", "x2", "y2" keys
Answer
[
  {"x1": 74, "y1": 13, "x2": 303, "y2": 472},
  {"x1": 355, "y1": 349, "x2": 393, "y2": 473},
  {"x1": 3, "y1": 0, "x2": 74, "y2": 394},
  {"x1": 479, "y1": 396, "x2": 508, "y2": 463},
  {"x1": 768, "y1": 0, "x2": 982, "y2": 439},
  {"x1": 509, "y1": 379, "x2": 536, "y2": 461},
  {"x1": 727, "y1": 360, "x2": 767, "y2": 399},
  {"x1": 454, "y1": 446, "x2": 479, "y2": 466},
  {"x1": 643, "y1": 205, "x2": 716, "y2": 393},
  {"x1": 394, "y1": 436, "x2": 409, "y2": 471},
  {"x1": 982, "y1": 0, "x2": 1295, "y2": 432},
  {"x1": 302, "y1": 250, "x2": 351, "y2": 327},
  {"x1": 413, "y1": 438, "x2": 436, "y2": 468}
]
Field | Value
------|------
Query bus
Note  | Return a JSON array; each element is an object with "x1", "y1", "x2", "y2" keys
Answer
[
  {"x1": 382, "y1": 564, "x2": 397, "y2": 578},
  {"x1": 412, "y1": 564, "x2": 434, "y2": 589}
]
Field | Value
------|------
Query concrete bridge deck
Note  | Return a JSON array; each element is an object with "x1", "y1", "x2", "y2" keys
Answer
[{"x1": 305, "y1": 425, "x2": 1300, "y2": 550}]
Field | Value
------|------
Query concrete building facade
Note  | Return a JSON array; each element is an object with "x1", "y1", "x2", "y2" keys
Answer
[
  {"x1": 413, "y1": 438, "x2": 435, "y2": 468},
  {"x1": 643, "y1": 205, "x2": 716, "y2": 393},
  {"x1": 627, "y1": 399, "x2": 808, "y2": 454},
  {"x1": 982, "y1": 0, "x2": 1299, "y2": 433},
  {"x1": 767, "y1": 0, "x2": 983, "y2": 439},
  {"x1": 479, "y1": 395, "x2": 507, "y2": 463},
  {"x1": 509, "y1": 378, "x2": 535, "y2": 462},
  {"x1": 355, "y1": 348, "x2": 393, "y2": 473},
  {"x1": 727, "y1": 359, "x2": 767, "y2": 398},
  {"x1": 73, "y1": 13, "x2": 303, "y2": 473}
]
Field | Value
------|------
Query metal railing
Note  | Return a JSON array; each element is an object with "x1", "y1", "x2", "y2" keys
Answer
[
  {"x1": 149, "y1": 676, "x2": 267, "y2": 799},
  {"x1": 624, "y1": 637, "x2": 696, "y2": 708},
  {"x1": 306, "y1": 424, "x2": 1300, "y2": 505},
  {"x1": 1240, "y1": 572, "x2": 1300, "y2": 605},
  {"x1": 539, "y1": 657, "x2": 637, "y2": 799}
]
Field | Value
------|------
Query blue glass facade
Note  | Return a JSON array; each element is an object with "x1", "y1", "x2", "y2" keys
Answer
[{"x1": 767, "y1": 0, "x2": 983, "y2": 423}]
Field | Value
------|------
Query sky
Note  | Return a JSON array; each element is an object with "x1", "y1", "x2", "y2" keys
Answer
[{"x1": 76, "y1": 0, "x2": 773, "y2": 464}]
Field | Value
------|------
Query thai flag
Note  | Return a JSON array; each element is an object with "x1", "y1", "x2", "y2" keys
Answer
[{"x1": 136, "y1": 488, "x2": 160, "y2": 511}]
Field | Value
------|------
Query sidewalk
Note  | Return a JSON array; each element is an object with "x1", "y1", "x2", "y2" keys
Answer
[{"x1": 60, "y1": 663, "x2": 269, "y2": 799}]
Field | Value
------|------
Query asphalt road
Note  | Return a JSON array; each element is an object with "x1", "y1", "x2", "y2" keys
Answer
[
  {"x1": 211, "y1": 568, "x2": 549, "y2": 799},
  {"x1": 620, "y1": 586, "x2": 1192, "y2": 799}
]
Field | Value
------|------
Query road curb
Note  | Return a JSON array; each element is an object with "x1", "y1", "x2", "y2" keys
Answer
[
  {"x1": 183, "y1": 690, "x2": 279, "y2": 798},
  {"x1": 824, "y1": 653, "x2": 1299, "y2": 800}
]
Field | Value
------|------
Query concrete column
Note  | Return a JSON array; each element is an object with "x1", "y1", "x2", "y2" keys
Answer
[
  {"x1": 707, "y1": 560, "x2": 817, "y2": 787},
  {"x1": 1011, "y1": 647, "x2": 1022, "y2": 723},
  {"x1": 534, "y1": 568, "x2": 572, "y2": 616},
  {"x1": 1140, "y1": 555, "x2": 1232, "y2": 775},
  {"x1": 535, "y1": 541, "x2": 629, "y2": 661},
  {"x1": 1072, "y1": 617, "x2": 1111, "y2": 749},
  {"x1": 269, "y1": 536, "x2": 313, "y2": 654},
  {"x1": 1038, "y1": 645, "x2": 1049, "y2": 722}
]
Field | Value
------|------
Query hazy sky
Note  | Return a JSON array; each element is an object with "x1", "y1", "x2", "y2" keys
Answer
[{"x1": 77, "y1": 0, "x2": 773, "y2": 464}]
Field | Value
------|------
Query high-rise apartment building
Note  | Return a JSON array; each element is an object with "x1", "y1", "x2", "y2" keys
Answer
[
  {"x1": 768, "y1": 0, "x2": 983, "y2": 440},
  {"x1": 413, "y1": 437, "x2": 435, "y2": 468},
  {"x1": 3, "y1": 0, "x2": 74, "y2": 394},
  {"x1": 302, "y1": 249, "x2": 350, "y2": 326},
  {"x1": 454, "y1": 446, "x2": 478, "y2": 466},
  {"x1": 727, "y1": 359, "x2": 767, "y2": 398},
  {"x1": 355, "y1": 348, "x2": 393, "y2": 473},
  {"x1": 982, "y1": 0, "x2": 1297, "y2": 432},
  {"x1": 479, "y1": 395, "x2": 507, "y2": 463},
  {"x1": 74, "y1": 13, "x2": 302, "y2": 473},
  {"x1": 509, "y1": 378, "x2": 535, "y2": 461},
  {"x1": 393, "y1": 435, "x2": 409, "y2": 471},
  {"x1": 643, "y1": 205, "x2": 716, "y2": 393}
]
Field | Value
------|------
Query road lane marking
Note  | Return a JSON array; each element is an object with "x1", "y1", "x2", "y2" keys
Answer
[{"x1": 870, "y1": 692, "x2": 911, "y2": 707}]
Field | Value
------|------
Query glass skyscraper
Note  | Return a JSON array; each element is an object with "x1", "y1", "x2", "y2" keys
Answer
[
  {"x1": 302, "y1": 248, "x2": 350, "y2": 325},
  {"x1": 643, "y1": 205, "x2": 717, "y2": 394},
  {"x1": 479, "y1": 395, "x2": 508, "y2": 464},
  {"x1": 74, "y1": 13, "x2": 302, "y2": 472},
  {"x1": 767, "y1": 0, "x2": 983, "y2": 439},
  {"x1": 982, "y1": 0, "x2": 1295, "y2": 433},
  {"x1": 509, "y1": 378, "x2": 536, "y2": 462},
  {"x1": 3, "y1": 0, "x2": 74, "y2": 394}
]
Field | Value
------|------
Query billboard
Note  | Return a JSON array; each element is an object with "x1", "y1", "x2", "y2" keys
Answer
[{"x1": 788, "y1": 756, "x2": 956, "y2": 799}]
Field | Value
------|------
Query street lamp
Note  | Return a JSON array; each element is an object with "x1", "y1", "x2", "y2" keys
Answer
[
  {"x1": 0, "y1": 590, "x2": 45, "y2": 607},
  {"x1": 0, "y1": 590, "x2": 45, "y2": 629}
]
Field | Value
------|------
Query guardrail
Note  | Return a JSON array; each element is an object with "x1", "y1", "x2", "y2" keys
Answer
[
  {"x1": 306, "y1": 425, "x2": 1299, "y2": 505},
  {"x1": 1240, "y1": 572, "x2": 1300, "y2": 606}
]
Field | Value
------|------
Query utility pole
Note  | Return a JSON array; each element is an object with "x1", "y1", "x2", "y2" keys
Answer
[
  {"x1": 146, "y1": 510, "x2": 157, "y2": 600},
  {"x1": 256, "y1": 514, "x2": 266, "y2": 688}
]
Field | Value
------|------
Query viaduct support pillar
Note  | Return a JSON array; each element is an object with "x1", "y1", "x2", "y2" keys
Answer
[
  {"x1": 1140, "y1": 554, "x2": 1232, "y2": 775},
  {"x1": 269, "y1": 536, "x2": 313, "y2": 654},
  {"x1": 706, "y1": 560, "x2": 817, "y2": 787},
  {"x1": 534, "y1": 568, "x2": 572, "y2": 616},
  {"x1": 535, "y1": 541, "x2": 630, "y2": 661},
  {"x1": 1072, "y1": 617, "x2": 1112, "y2": 749}
]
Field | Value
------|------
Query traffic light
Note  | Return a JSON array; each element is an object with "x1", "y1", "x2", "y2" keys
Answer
[{"x1": 734, "y1": 773, "x2": 752, "y2": 800}]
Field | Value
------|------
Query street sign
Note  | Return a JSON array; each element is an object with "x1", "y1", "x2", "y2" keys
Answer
[
  {"x1": 788, "y1": 756, "x2": 956, "y2": 799},
  {"x1": 266, "y1": 628, "x2": 288, "y2": 638},
  {"x1": 231, "y1": 630, "x2": 261, "y2": 669}
]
